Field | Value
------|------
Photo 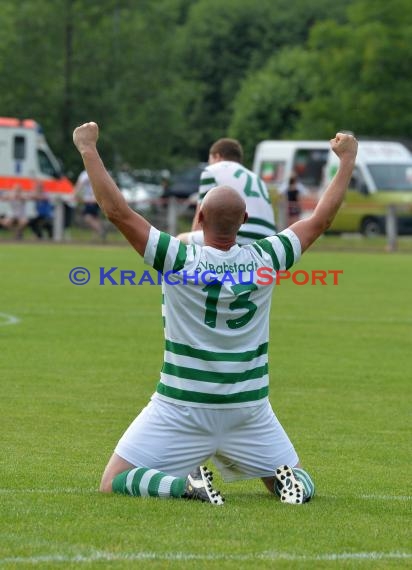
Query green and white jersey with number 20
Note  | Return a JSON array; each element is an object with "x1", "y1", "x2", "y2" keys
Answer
[
  {"x1": 144, "y1": 226, "x2": 301, "y2": 409},
  {"x1": 198, "y1": 161, "x2": 276, "y2": 244}
]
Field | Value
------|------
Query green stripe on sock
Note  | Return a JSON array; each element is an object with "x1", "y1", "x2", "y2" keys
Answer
[
  {"x1": 128, "y1": 468, "x2": 146, "y2": 496},
  {"x1": 171, "y1": 478, "x2": 186, "y2": 498},
  {"x1": 112, "y1": 468, "x2": 186, "y2": 499},
  {"x1": 147, "y1": 472, "x2": 165, "y2": 496},
  {"x1": 112, "y1": 470, "x2": 129, "y2": 494}
]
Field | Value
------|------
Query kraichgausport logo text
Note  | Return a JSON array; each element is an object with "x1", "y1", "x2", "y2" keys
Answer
[{"x1": 68, "y1": 267, "x2": 343, "y2": 286}]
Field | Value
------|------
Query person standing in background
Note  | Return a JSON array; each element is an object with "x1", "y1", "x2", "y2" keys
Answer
[
  {"x1": 177, "y1": 138, "x2": 276, "y2": 245},
  {"x1": 279, "y1": 171, "x2": 308, "y2": 226},
  {"x1": 28, "y1": 182, "x2": 53, "y2": 239},
  {"x1": 75, "y1": 169, "x2": 105, "y2": 239},
  {"x1": 0, "y1": 185, "x2": 29, "y2": 239}
]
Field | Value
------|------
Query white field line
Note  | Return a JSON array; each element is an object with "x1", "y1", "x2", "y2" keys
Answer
[
  {"x1": 280, "y1": 314, "x2": 412, "y2": 324},
  {"x1": 359, "y1": 494, "x2": 412, "y2": 501},
  {"x1": 0, "y1": 312, "x2": 20, "y2": 326},
  {"x1": 0, "y1": 488, "x2": 410, "y2": 501},
  {"x1": 330, "y1": 493, "x2": 411, "y2": 501},
  {"x1": 0, "y1": 550, "x2": 411, "y2": 565},
  {"x1": 0, "y1": 488, "x2": 96, "y2": 495},
  {"x1": 7, "y1": 308, "x2": 412, "y2": 325}
]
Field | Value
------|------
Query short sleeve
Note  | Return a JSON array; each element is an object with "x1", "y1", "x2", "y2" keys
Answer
[
  {"x1": 144, "y1": 227, "x2": 195, "y2": 274},
  {"x1": 253, "y1": 228, "x2": 301, "y2": 271}
]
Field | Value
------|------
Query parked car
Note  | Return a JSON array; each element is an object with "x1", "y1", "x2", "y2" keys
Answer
[
  {"x1": 168, "y1": 163, "x2": 207, "y2": 198},
  {"x1": 112, "y1": 170, "x2": 163, "y2": 212}
]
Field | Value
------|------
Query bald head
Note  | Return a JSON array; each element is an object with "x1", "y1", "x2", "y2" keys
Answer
[{"x1": 199, "y1": 185, "x2": 247, "y2": 247}]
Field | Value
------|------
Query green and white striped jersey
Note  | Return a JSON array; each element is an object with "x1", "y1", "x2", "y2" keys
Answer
[
  {"x1": 144, "y1": 227, "x2": 301, "y2": 408},
  {"x1": 198, "y1": 161, "x2": 276, "y2": 244}
]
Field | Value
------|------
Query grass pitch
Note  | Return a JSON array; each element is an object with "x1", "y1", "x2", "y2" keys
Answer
[{"x1": 0, "y1": 241, "x2": 411, "y2": 569}]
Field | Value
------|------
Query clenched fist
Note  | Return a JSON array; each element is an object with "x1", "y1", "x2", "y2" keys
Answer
[
  {"x1": 73, "y1": 122, "x2": 99, "y2": 154},
  {"x1": 330, "y1": 132, "x2": 358, "y2": 161}
]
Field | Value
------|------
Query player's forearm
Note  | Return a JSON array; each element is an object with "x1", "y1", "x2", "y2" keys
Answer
[
  {"x1": 312, "y1": 157, "x2": 356, "y2": 231},
  {"x1": 79, "y1": 148, "x2": 129, "y2": 222}
]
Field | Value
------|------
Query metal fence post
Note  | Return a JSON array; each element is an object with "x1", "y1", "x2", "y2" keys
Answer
[
  {"x1": 167, "y1": 196, "x2": 177, "y2": 236},
  {"x1": 276, "y1": 196, "x2": 287, "y2": 231},
  {"x1": 53, "y1": 197, "x2": 64, "y2": 242},
  {"x1": 385, "y1": 204, "x2": 397, "y2": 252}
]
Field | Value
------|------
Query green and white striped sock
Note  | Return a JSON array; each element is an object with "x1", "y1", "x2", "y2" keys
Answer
[
  {"x1": 112, "y1": 467, "x2": 186, "y2": 498},
  {"x1": 292, "y1": 467, "x2": 315, "y2": 500}
]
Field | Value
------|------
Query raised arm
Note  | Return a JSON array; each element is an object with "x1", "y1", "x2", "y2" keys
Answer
[
  {"x1": 288, "y1": 132, "x2": 358, "y2": 253},
  {"x1": 73, "y1": 122, "x2": 151, "y2": 256}
]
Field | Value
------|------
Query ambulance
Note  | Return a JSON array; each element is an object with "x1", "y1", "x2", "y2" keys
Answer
[{"x1": 0, "y1": 117, "x2": 73, "y2": 195}]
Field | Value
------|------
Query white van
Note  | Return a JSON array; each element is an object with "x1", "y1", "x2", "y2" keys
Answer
[
  {"x1": 253, "y1": 138, "x2": 412, "y2": 234},
  {"x1": 252, "y1": 140, "x2": 330, "y2": 193},
  {"x1": 323, "y1": 141, "x2": 412, "y2": 235},
  {"x1": 0, "y1": 117, "x2": 73, "y2": 195},
  {"x1": 252, "y1": 140, "x2": 329, "y2": 228}
]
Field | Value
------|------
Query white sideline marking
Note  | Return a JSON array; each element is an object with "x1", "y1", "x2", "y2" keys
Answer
[
  {"x1": 328, "y1": 493, "x2": 411, "y2": 502},
  {"x1": 0, "y1": 312, "x2": 20, "y2": 326},
  {"x1": 0, "y1": 488, "x2": 410, "y2": 501},
  {"x1": 280, "y1": 314, "x2": 412, "y2": 325},
  {"x1": 360, "y1": 494, "x2": 411, "y2": 501},
  {"x1": 0, "y1": 488, "x2": 96, "y2": 495},
  {"x1": 0, "y1": 551, "x2": 410, "y2": 565}
]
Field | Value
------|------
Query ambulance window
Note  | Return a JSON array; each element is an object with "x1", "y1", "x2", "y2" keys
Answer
[
  {"x1": 293, "y1": 149, "x2": 329, "y2": 187},
  {"x1": 367, "y1": 164, "x2": 412, "y2": 191},
  {"x1": 349, "y1": 167, "x2": 367, "y2": 193},
  {"x1": 37, "y1": 149, "x2": 59, "y2": 178},
  {"x1": 14, "y1": 136, "x2": 26, "y2": 160},
  {"x1": 260, "y1": 161, "x2": 285, "y2": 184}
]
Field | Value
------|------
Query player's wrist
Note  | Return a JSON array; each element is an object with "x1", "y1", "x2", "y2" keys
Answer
[
  {"x1": 339, "y1": 155, "x2": 356, "y2": 167},
  {"x1": 79, "y1": 146, "x2": 97, "y2": 158}
]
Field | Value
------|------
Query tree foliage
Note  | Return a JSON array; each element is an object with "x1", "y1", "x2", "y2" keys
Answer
[
  {"x1": 228, "y1": 47, "x2": 314, "y2": 165},
  {"x1": 295, "y1": 0, "x2": 412, "y2": 138},
  {"x1": 176, "y1": 0, "x2": 350, "y2": 159},
  {"x1": 0, "y1": 0, "x2": 410, "y2": 176}
]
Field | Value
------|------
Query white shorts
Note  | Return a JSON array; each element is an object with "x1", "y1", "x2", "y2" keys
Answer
[
  {"x1": 115, "y1": 396, "x2": 299, "y2": 482},
  {"x1": 187, "y1": 230, "x2": 205, "y2": 246}
]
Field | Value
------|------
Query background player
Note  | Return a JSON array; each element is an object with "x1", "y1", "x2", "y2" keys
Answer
[{"x1": 177, "y1": 138, "x2": 276, "y2": 245}]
